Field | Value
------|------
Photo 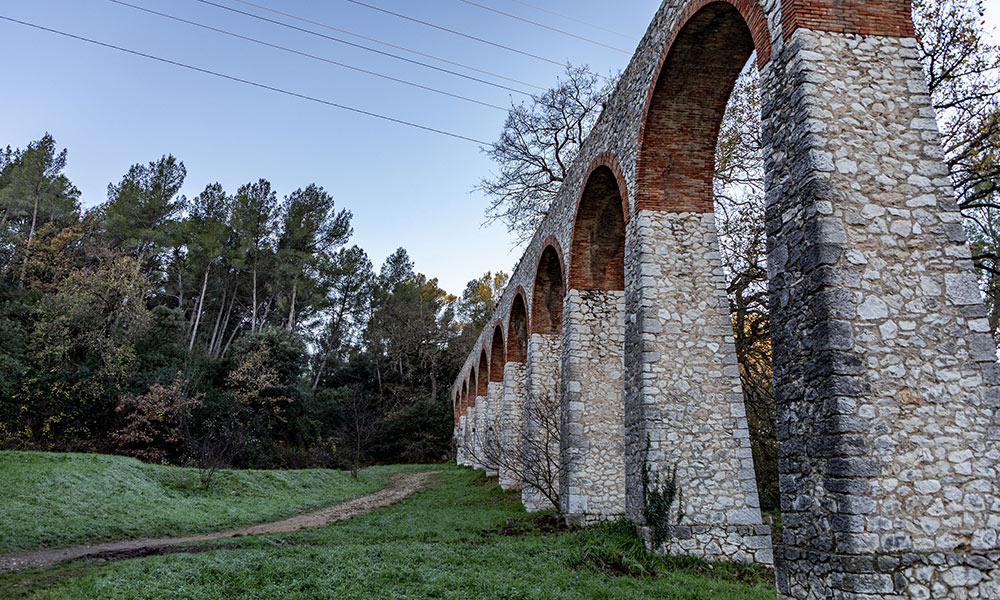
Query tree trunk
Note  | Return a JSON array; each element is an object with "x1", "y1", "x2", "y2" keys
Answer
[
  {"x1": 313, "y1": 348, "x2": 332, "y2": 393},
  {"x1": 177, "y1": 249, "x2": 185, "y2": 310},
  {"x1": 251, "y1": 255, "x2": 258, "y2": 334},
  {"x1": 287, "y1": 280, "x2": 298, "y2": 332},
  {"x1": 261, "y1": 293, "x2": 275, "y2": 326},
  {"x1": 189, "y1": 265, "x2": 210, "y2": 353},
  {"x1": 221, "y1": 322, "x2": 242, "y2": 358},
  {"x1": 429, "y1": 370, "x2": 437, "y2": 406},
  {"x1": 17, "y1": 193, "x2": 39, "y2": 289},
  {"x1": 213, "y1": 287, "x2": 238, "y2": 359},
  {"x1": 311, "y1": 303, "x2": 348, "y2": 392},
  {"x1": 208, "y1": 284, "x2": 228, "y2": 356}
]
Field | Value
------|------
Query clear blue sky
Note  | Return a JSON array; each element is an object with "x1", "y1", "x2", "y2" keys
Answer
[{"x1": 1, "y1": 0, "x2": 997, "y2": 296}]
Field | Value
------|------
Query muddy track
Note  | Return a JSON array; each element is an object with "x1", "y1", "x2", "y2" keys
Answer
[{"x1": 0, "y1": 470, "x2": 436, "y2": 573}]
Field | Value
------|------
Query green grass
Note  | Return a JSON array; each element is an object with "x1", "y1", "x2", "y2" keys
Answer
[
  {"x1": 0, "y1": 451, "x2": 404, "y2": 553},
  {"x1": 1, "y1": 461, "x2": 778, "y2": 599}
]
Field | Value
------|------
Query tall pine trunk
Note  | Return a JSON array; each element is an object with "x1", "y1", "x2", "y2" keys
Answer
[
  {"x1": 251, "y1": 254, "x2": 259, "y2": 333},
  {"x1": 208, "y1": 283, "x2": 228, "y2": 356},
  {"x1": 17, "y1": 193, "x2": 39, "y2": 289},
  {"x1": 286, "y1": 280, "x2": 298, "y2": 332},
  {"x1": 189, "y1": 265, "x2": 210, "y2": 352}
]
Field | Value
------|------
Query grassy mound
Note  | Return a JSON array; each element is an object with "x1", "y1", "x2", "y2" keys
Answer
[{"x1": 0, "y1": 451, "x2": 402, "y2": 553}]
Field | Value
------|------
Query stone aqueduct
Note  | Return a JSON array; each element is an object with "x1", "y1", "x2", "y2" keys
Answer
[{"x1": 450, "y1": 0, "x2": 1000, "y2": 597}]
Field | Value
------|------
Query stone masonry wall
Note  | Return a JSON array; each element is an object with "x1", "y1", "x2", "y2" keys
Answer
[
  {"x1": 762, "y1": 27, "x2": 1000, "y2": 599},
  {"x1": 457, "y1": 415, "x2": 467, "y2": 466},
  {"x1": 500, "y1": 362, "x2": 527, "y2": 490},
  {"x1": 465, "y1": 406, "x2": 476, "y2": 467},
  {"x1": 485, "y1": 382, "x2": 502, "y2": 477},
  {"x1": 524, "y1": 333, "x2": 561, "y2": 512},
  {"x1": 560, "y1": 290, "x2": 626, "y2": 522},
  {"x1": 624, "y1": 210, "x2": 773, "y2": 564},
  {"x1": 472, "y1": 398, "x2": 485, "y2": 470}
]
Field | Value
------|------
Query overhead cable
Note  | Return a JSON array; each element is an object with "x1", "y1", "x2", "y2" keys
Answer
[
  {"x1": 456, "y1": 0, "x2": 629, "y2": 54},
  {"x1": 504, "y1": 0, "x2": 634, "y2": 41},
  {"x1": 193, "y1": 0, "x2": 535, "y2": 97},
  {"x1": 229, "y1": 0, "x2": 546, "y2": 91},
  {"x1": 107, "y1": 0, "x2": 508, "y2": 111},
  {"x1": 341, "y1": 0, "x2": 582, "y2": 73},
  {"x1": 0, "y1": 15, "x2": 492, "y2": 145}
]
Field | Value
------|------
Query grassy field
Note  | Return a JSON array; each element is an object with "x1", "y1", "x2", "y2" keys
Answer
[
  {"x1": 0, "y1": 451, "x2": 404, "y2": 553},
  {"x1": 1, "y1": 458, "x2": 778, "y2": 599}
]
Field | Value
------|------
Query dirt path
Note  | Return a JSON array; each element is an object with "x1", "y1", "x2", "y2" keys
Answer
[{"x1": 0, "y1": 470, "x2": 436, "y2": 573}]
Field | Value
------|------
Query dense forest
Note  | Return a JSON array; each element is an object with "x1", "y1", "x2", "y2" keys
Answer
[{"x1": 0, "y1": 136, "x2": 504, "y2": 471}]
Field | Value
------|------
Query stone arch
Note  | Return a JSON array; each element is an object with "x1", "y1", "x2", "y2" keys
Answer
[
  {"x1": 507, "y1": 290, "x2": 529, "y2": 363},
  {"x1": 477, "y1": 350, "x2": 489, "y2": 397},
  {"x1": 569, "y1": 165, "x2": 626, "y2": 291},
  {"x1": 461, "y1": 379, "x2": 468, "y2": 411},
  {"x1": 636, "y1": 0, "x2": 765, "y2": 213},
  {"x1": 489, "y1": 324, "x2": 505, "y2": 382},
  {"x1": 468, "y1": 366, "x2": 476, "y2": 407},
  {"x1": 531, "y1": 242, "x2": 566, "y2": 335}
]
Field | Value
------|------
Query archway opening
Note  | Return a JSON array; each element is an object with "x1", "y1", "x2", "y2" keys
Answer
[
  {"x1": 569, "y1": 166, "x2": 626, "y2": 291},
  {"x1": 468, "y1": 366, "x2": 476, "y2": 407},
  {"x1": 477, "y1": 350, "x2": 489, "y2": 397},
  {"x1": 531, "y1": 245, "x2": 565, "y2": 334},
  {"x1": 489, "y1": 325, "x2": 505, "y2": 382},
  {"x1": 507, "y1": 294, "x2": 529, "y2": 363}
]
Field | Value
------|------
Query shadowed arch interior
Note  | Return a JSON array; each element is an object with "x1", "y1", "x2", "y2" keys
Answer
[
  {"x1": 490, "y1": 326, "x2": 505, "y2": 382},
  {"x1": 569, "y1": 166, "x2": 626, "y2": 290},
  {"x1": 461, "y1": 380, "x2": 468, "y2": 411},
  {"x1": 636, "y1": 2, "x2": 756, "y2": 213},
  {"x1": 507, "y1": 294, "x2": 529, "y2": 362},
  {"x1": 477, "y1": 350, "x2": 489, "y2": 396},
  {"x1": 468, "y1": 367, "x2": 476, "y2": 406},
  {"x1": 531, "y1": 246, "x2": 566, "y2": 335}
]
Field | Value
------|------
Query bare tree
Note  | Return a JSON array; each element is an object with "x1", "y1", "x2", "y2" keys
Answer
[
  {"x1": 337, "y1": 384, "x2": 380, "y2": 479},
  {"x1": 189, "y1": 422, "x2": 243, "y2": 491},
  {"x1": 478, "y1": 65, "x2": 618, "y2": 242},
  {"x1": 469, "y1": 392, "x2": 563, "y2": 513}
]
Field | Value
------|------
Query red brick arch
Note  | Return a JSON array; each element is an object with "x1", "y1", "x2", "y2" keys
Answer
[
  {"x1": 461, "y1": 380, "x2": 469, "y2": 412},
  {"x1": 583, "y1": 152, "x2": 630, "y2": 225},
  {"x1": 477, "y1": 349, "x2": 489, "y2": 396},
  {"x1": 531, "y1": 240, "x2": 566, "y2": 335},
  {"x1": 507, "y1": 288, "x2": 529, "y2": 363},
  {"x1": 489, "y1": 323, "x2": 505, "y2": 382},
  {"x1": 569, "y1": 163, "x2": 627, "y2": 291},
  {"x1": 636, "y1": 0, "x2": 767, "y2": 214},
  {"x1": 468, "y1": 367, "x2": 476, "y2": 407}
]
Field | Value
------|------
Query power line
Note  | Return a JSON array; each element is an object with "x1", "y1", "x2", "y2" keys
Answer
[
  {"x1": 229, "y1": 0, "x2": 546, "y2": 92},
  {"x1": 504, "y1": 0, "x2": 634, "y2": 41},
  {"x1": 193, "y1": 0, "x2": 535, "y2": 97},
  {"x1": 455, "y1": 0, "x2": 630, "y2": 54},
  {"x1": 342, "y1": 0, "x2": 577, "y2": 72},
  {"x1": 0, "y1": 14, "x2": 493, "y2": 146},
  {"x1": 107, "y1": 0, "x2": 508, "y2": 112}
]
